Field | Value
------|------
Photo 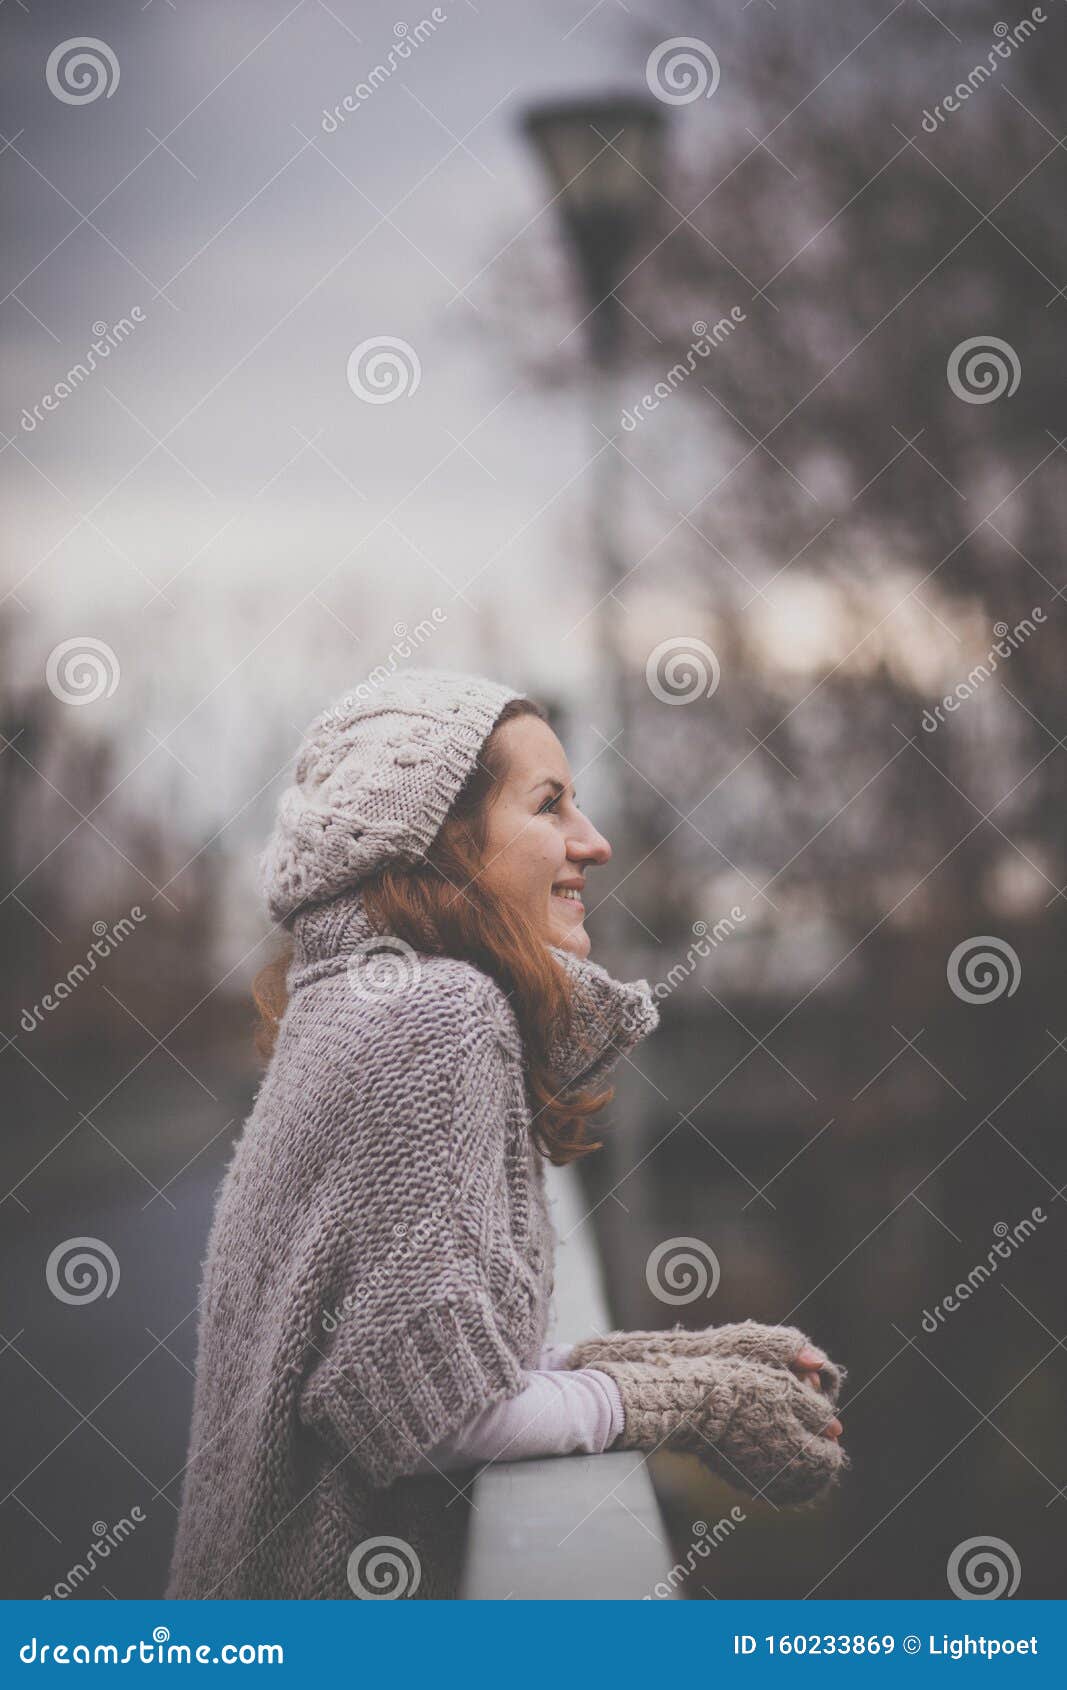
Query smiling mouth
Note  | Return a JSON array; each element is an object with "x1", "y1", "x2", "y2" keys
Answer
[{"x1": 552, "y1": 885, "x2": 585, "y2": 913}]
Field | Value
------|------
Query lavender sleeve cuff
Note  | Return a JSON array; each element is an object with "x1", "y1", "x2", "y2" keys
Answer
[
  {"x1": 407, "y1": 1364, "x2": 626, "y2": 1475},
  {"x1": 537, "y1": 1340, "x2": 576, "y2": 1370}
]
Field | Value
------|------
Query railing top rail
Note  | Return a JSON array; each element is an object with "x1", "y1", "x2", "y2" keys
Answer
[{"x1": 460, "y1": 1163, "x2": 679, "y2": 1600}]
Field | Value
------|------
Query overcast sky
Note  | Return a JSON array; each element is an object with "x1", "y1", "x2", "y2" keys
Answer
[
  {"x1": 4, "y1": 1, "x2": 734, "y2": 855},
  {"x1": 5, "y1": 0, "x2": 1000, "y2": 936},
  {"x1": 3, "y1": 0, "x2": 677, "y2": 645}
]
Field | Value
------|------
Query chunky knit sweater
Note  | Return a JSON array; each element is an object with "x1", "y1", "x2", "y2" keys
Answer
[{"x1": 164, "y1": 888, "x2": 658, "y2": 1600}]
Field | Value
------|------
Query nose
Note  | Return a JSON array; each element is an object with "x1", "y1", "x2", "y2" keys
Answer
[{"x1": 568, "y1": 813, "x2": 611, "y2": 866}]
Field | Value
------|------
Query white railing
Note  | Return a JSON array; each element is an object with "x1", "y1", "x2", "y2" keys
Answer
[{"x1": 459, "y1": 1162, "x2": 679, "y2": 1599}]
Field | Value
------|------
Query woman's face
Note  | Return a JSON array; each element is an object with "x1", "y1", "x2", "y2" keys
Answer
[{"x1": 476, "y1": 714, "x2": 611, "y2": 959}]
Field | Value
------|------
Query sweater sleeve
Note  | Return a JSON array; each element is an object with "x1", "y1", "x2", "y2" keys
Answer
[
  {"x1": 405, "y1": 1366, "x2": 625, "y2": 1474},
  {"x1": 294, "y1": 965, "x2": 537, "y2": 1491}
]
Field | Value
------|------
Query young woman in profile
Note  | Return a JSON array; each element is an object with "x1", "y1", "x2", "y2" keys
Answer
[{"x1": 166, "y1": 669, "x2": 845, "y2": 1601}]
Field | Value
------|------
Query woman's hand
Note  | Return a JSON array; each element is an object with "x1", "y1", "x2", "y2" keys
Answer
[
  {"x1": 566, "y1": 1321, "x2": 846, "y2": 1444},
  {"x1": 581, "y1": 1348, "x2": 848, "y2": 1506},
  {"x1": 791, "y1": 1344, "x2": 843, "y2": 1441}
]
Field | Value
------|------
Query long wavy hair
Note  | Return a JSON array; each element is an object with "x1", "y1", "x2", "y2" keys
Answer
[{"x1": 252, "y1": 696, "x2": 612, "y2": 1165}]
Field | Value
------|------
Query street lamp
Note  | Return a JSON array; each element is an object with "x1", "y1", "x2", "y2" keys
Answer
[
  {"x1": 522, "y1": 96, "x2": 665, "y2": 366},
  {"x1": 522, "y1": 96, "x2": 666, "y2": 960}
]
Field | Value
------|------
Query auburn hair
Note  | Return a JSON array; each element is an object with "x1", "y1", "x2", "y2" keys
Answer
[{"x1": 252, "y1": 696, "x2": 612, "y2": 1166}]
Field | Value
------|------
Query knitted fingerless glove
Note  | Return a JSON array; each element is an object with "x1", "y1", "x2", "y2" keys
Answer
[
  {"x1": 566, "y1": 1320, "x2": 845, "y2": 1405},
  {"x1": 567, "y1": 1348, "x2": 846, "y2": 1506}
]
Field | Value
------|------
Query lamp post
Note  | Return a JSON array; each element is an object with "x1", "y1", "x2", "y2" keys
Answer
[{"x1": 522, "y1": 95, "x2": 666, "y2": 960}]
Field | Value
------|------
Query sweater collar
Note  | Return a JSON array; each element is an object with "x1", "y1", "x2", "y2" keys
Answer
[{"x1": 287, "y1": 887, "x2": 659, "y2": 1088}]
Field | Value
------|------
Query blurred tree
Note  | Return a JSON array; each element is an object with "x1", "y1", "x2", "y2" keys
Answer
[{"x1": 502, "y1": 0, "x2": 1066, "y2": 978}]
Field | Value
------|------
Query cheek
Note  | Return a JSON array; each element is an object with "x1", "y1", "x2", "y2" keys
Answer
[
  {"x1": 533, "y1": 828, "x2": 567, "y2": 885},
  {"x1": 513, "y1": 827, "x2": 565, "y2": 898},
  {"x1": 484, "y1": 813, "x2": 561, "y2": 894}
]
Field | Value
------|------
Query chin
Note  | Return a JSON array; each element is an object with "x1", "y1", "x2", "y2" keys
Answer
[{"x1": 553, "y1": 924, "x2": 591, "y2": 960}]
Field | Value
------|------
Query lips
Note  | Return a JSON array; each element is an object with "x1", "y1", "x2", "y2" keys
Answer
[{"x1": 552, "y1": 883, "x2": 585, "y2": 911}]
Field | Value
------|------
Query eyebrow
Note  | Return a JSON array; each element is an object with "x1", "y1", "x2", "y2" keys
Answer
[{"x1": 529, "y1": 775, "x2": 569, "y2": 795}]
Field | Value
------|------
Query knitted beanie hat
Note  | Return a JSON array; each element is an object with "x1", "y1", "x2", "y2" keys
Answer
[{"x1": 260, "y1": 668, "x2": 523, "y2": 924}]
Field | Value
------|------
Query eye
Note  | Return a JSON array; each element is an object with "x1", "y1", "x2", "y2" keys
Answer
[{"x1": 538, "y1": 791, "x2": 563, "y2": 814}]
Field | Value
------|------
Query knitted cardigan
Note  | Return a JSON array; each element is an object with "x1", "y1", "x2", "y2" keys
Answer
[{"x1": 164, "y1": 888, "x2": 659, "y2": 1600}]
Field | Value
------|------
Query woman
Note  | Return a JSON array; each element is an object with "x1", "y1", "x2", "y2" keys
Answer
[{"x1": 165, "y1": 669, "x2": 845, "y2": 1601}]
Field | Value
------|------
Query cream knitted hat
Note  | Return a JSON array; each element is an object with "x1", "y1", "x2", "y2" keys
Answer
[{"x1": 260, "y1": 668, "x2": 523, "y2": 923}]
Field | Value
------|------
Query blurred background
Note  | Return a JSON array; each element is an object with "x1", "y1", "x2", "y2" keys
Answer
[{"x1": 3, "y1": 0, "x2": 1066, "y2": 1600}]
